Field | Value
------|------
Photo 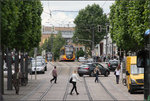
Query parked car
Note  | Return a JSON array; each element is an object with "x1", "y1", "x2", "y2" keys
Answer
[
  {"x1": 78, "y1": 57, "x2": 86, "y2": 62},
  {"x1": 87, "y1": 58, "x2": 93, "y2": 62},
  {"x1": 31, "y1": 61, "x2": 45, "y2": 74},
  {"x1": 3, "y1": 64, "x2": 15, "y2": 78},
  {"x1": 107, "y1": 59, "x2": 119, "y2": 71},
  {"x1": 77, "y1": 62, "x2": 110, "y2": 77},
  {"x1": 32, "y1": 57, "x2": 47, "y2": 71}
]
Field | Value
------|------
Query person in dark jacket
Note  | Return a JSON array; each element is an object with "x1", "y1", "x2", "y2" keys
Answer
[{"x1": 50, "y1": 66, "x2": 57, "y2": 83}]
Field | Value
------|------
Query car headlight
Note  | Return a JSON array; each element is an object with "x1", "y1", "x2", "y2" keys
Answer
[{"x1": 131, "y1": 79, "x2": 136, "y2": 84}]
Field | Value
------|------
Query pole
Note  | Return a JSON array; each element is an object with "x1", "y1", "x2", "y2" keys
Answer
[
  {"x1": 34, "y1": 48, "x2": 37, "y2": 80},
  {"x1": 7, "y1": 49, "x2": 12, "y2": 90},
  {"x1": 92, "y1": 26, "x2": 94, "y2": 51},
  {"x1": 106, "y1": 36, "x2": 108, "y2": 56},
  {"x1": 112, "y1": 43, "x2": 113, "y2": 59}
]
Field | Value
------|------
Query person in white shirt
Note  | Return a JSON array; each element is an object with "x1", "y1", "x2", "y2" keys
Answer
[
  {"x1": 70, "y1": 70, "x2": 80, "y2": 95},
  {"x1": 115, "y1": 65, "x2": 121, "y2": 84}
]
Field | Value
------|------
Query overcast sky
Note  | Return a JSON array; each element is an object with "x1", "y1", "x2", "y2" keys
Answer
[{"x1": 41, "y1": 1, "x2": 115, "y2": 27}]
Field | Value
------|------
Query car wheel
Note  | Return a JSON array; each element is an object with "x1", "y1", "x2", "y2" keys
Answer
[
  {"x1": 79, "y1": 74, "x2": 83, "y2": 77},
  {"x1": 104, "y1": 71, "x2": 109, "y2": 77}
]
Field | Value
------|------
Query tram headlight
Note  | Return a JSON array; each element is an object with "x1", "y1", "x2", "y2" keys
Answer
[{"x1": 131, "y1": 79, "x2": 136, "y2": 84}]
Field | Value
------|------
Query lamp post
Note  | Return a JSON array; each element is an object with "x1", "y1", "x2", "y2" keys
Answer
[{"x1": 104, "y1": 35, "x2": 108, "y2": 56}]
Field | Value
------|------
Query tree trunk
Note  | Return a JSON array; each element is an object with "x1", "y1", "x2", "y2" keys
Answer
[
  {"x1": 15, "y1": 50, "x2": 19, "y2": 73},
  {"x1": 24, "y1": 52, "x2": 28, "y2": 85},
  {"x1": 20, "y1": 52, "x2": 24, "y2": 86},
  {"x1": 7, "y1": 48, "x2": 12, "y2": 90}
]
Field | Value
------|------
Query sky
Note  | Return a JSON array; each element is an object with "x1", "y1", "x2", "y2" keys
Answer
[{"x1": 41, "y1": 1, "x2": 115, "y2": 27}]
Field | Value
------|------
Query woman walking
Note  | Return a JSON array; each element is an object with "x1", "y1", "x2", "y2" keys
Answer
[
  {"x1": 94, "y1": 66, "x2": 101, "y2": 83},
  {"x1": 115, "y1": 64, "x2": 121, "y2": 84},
  {"x1": 70, "y1": 70, "x2": 80, "y2": 95}
]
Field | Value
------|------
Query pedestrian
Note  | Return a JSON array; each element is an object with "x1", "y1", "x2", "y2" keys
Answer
[
  {"x1": 94, "y1": 66, "x2": 101, "y2": 83},
  {"x1": 12, "y1": 68, "x2": 21, "y2": 95},
  {"x1": 70, "y1": 70, "x2": 80, "y2": 95},
  {"x1": 50, "y1": 66, "x2": 57, "y2": 83},
  {"x1": 115, "y1": 64, "x2": 121, "y2": 84}
]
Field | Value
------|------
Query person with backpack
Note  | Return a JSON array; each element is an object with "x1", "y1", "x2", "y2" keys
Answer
[{"x1": 94, "y1": 66, "x2": 101, "y2": 83}]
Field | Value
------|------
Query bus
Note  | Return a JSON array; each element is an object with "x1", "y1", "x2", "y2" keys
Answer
[{"x1": 59, "y1": 45, "x2": 75, "y2": 61}]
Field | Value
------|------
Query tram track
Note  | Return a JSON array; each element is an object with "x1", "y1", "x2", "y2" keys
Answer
[
  {"x1": 83, "y1": 76, "x2": 93, "y2": 101},
  {"x1": 21, "y1": 62, "x2": 58, "y2": 100},
  {"x1": 62, "y1": 62, "x2": 73, "y2": 101},
  {"x1": 98, "y1": 78, "x2": 118, "y2": 101},
  {"x1": 39, "y1": 62, "x2": 63, "y2": 101}
]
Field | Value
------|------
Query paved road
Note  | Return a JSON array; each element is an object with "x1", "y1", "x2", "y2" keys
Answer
[{"x1": 3, "y1": 62, "x2": 144, "y2": 101}]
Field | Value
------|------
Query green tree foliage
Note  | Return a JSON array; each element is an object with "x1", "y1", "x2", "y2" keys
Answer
[
  {"x1": 76, "y1": 49, "x2": 85, "y2": 59},
  {"x1": 52, "y1": 32, "x2": 66, "y2": 61},
  {"x1": 1, "y1": 0, "x2": 19, "y2": 49},
  {"x1": 109, "y1": 0, "x2": 150, "y2": 52},
  {"x1": 73, "y1": 4, "x2": 108, "y2": 49},
  {"x1": 1, "y1": 0, "x2": 43, "y2": 52},
  {"x1": 41, "y1": 32, "x2": 66, "y2": 61}
]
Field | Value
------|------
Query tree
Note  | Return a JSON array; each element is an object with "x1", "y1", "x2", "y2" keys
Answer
[
  {"x1": 52, "y1": 32, "x2": 66, "y2": 61},
  {"x1": 1, "y1": 0, "x2": 19, "y2": 50},
  {"x1": 109, "y1": 0, "x2": 149, "y2": 52},
  {"x1": 76, "y1": 49, "x2": 85, "y2": 59},
  {"x1": 73, "y1": 4, "x2": 108, "y2": 50}
]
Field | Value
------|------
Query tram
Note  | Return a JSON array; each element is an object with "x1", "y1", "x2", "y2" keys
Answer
[{"x1": 59, "y1": 45, "x2": 75, "y2": 61}]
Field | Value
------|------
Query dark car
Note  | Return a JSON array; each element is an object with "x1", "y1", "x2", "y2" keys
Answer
[
  {"x1": 107, "y1": 59, "x2": 119, "y2": 71},
  {"x1": 77, "y1": 62, "x2": 110, "y2": 77}
]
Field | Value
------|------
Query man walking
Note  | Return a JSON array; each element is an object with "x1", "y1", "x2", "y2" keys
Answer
[
  {"x1": 12, "y1": 68, "x2": 21, "y2": 95},
  {"x1": 50, "y1": 66, "x2": 57, "y2": 83}
]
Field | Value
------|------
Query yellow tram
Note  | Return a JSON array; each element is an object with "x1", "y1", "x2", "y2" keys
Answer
[{"x1": 59, "y1": 45, "x2": 75, "y2": 61}]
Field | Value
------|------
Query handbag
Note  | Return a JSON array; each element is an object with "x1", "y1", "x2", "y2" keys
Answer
[
  {"x1": 114, "y1": 71, "x2": 116, "y2": 75},
  {"x1": 69, "y1": 77, "x2": 73, "y2": 83}
]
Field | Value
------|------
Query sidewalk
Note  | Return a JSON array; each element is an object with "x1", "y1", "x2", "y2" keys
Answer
[{"x1": 2, "y1": 76, "x2": 41, "y2": 101}]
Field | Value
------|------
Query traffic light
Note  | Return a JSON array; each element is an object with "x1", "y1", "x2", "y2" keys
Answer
[
  {"x1": 106, "y1": 25, "x2": 109, "y2": 33},
  {"x1": 98, "y1": 25, "x2": 102, "y2": 32}
]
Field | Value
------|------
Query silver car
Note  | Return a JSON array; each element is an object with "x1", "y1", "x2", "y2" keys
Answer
[{"x1": 31, "y1": 61, "x2": 45, "y2": 74}]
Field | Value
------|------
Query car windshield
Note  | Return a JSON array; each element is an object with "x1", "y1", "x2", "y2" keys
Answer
[
  {"x1": 66, "y1": 51, "x2": 72, "y2": 55},
  {"x1": 80, "y1": 65, "x2": 88, "y2": 68},
  {"x1": 65, "y1": 47, "x2": 73, "y2": 51},
  {"x1": 131, "y1": 65, "x2": 144, "y2": 74},
  {"x1": 32, "y1": 62, "x2": 42, "y2": 67}
]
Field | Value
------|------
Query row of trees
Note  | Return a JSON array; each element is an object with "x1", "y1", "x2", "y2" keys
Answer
[
  {"x1": 109, "y1": 0, "x2": 150, "y2": 52},
  {"x1": 41, "y1": 32, "x2": 66, "y2": 61},
  {"x1": 1, "y1": 0, "x2": 43, "y2": 93},
  {"x1": 2, "y1": 0, "x2": 43, "y2": 53}
]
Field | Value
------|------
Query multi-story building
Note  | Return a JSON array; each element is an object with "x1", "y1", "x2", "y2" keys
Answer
[
  {"x1": 94, "y1": 33, "x2": 118, "y2": 58},
  {"x1": 40, "y1": 26, "x2": 85, "y2": 53}
]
